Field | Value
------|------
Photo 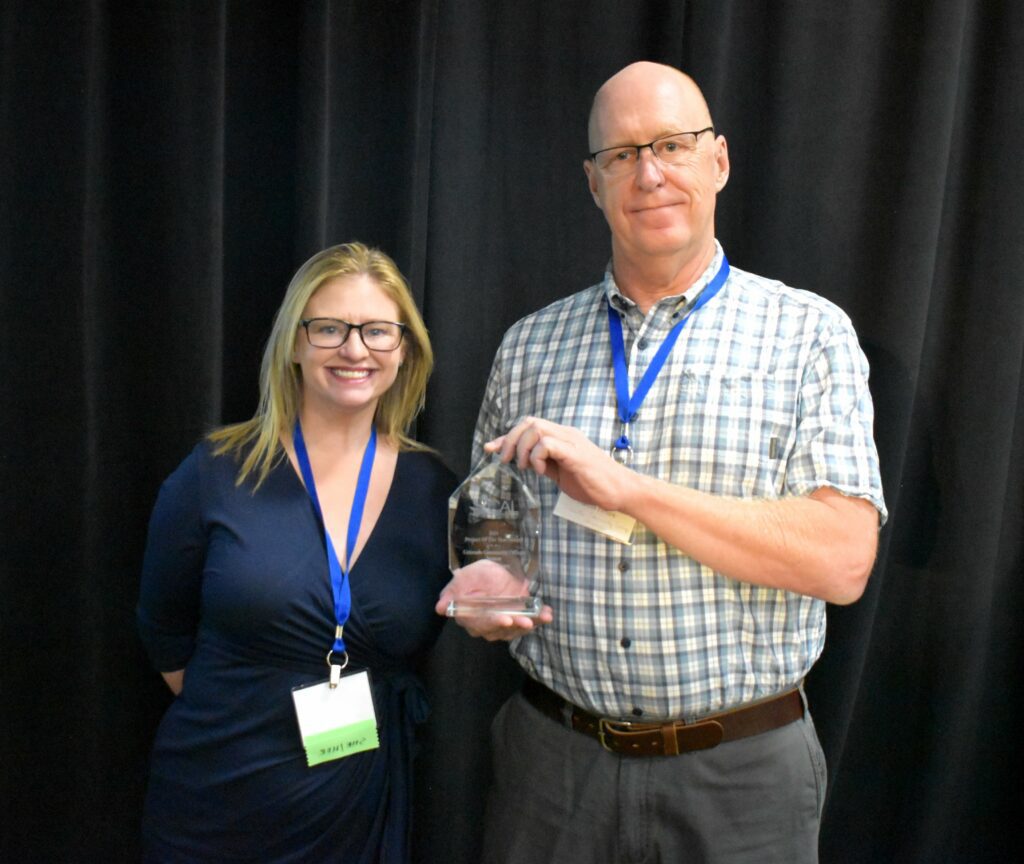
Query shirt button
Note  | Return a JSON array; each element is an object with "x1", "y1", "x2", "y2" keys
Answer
[
  {"x1": 620, "y1": 637, "x2": 631, "y2": 649},
  {"x1": 617, "y1": 560, "x2": 629, "y2": 573},
  {"x1": 638, "y1": 338, "x2": 649, "y2": 351},
  {"x1": 631, "y1": 707, "x2": 644, "y2": 717}
]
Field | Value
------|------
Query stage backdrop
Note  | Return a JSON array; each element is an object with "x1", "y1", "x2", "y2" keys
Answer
[{"x1": 1, "y1": 1, "x2": 1021, "y2": 862}]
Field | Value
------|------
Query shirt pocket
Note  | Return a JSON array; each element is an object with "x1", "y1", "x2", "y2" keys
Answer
[{"x1": 671, "y1": 368, "x2": 797, "y2": 498}]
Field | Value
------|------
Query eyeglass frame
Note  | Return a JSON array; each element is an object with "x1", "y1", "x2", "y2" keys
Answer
[
  {"x1": 588, "y1": 126, "x2": 716, "y2": 170},
  {"x1": 298, "y1": 317, "x2": 407, "y2": 352}
]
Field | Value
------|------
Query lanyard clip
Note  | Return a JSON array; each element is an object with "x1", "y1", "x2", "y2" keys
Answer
[
  {"x1": 611, "y1": 424, "x2": 632, "y2": 464},
  {"x1": 326, "y1": 649, "x2": 350, "y2": 689},
  {"x1": 611, "y1": 444, "x2": 632, "y2": 464}
]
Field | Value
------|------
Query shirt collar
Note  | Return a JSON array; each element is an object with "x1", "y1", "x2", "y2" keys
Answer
[{"x1": 603, "y1": 240, "x2": 727, "y2": 316}]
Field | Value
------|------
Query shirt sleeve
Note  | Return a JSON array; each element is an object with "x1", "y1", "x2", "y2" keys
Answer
[
  {"x1": 785, "y1": 315, "x2": 888, "y2": 524},
  {"x1": 471, "y1": 346, "x2": 508, "y2": 467},
  {"x1": 136, "y1": 446, "x2": 208, "y2": 671}
]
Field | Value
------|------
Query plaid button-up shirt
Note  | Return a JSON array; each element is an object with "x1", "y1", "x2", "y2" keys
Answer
[{"x1": 473, "y1": 243, "x2": 887, "y2": 720}]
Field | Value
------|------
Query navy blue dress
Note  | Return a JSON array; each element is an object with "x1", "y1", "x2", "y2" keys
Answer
[{"x1": 137, "y1": 441, "x2": 455, "y2": 863}]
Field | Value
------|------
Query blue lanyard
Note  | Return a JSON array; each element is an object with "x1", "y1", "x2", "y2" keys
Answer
[
  {"x1": 607, "y1": 255, "x2": 730, "y2": 453},
  {"x1": 293, "y1": 419, "x2": 377, "y2": 666}
]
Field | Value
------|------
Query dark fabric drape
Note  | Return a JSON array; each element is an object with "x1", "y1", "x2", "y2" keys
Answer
[{"x1": 1, "y1": 1, "x2": 1020, "y2": 861}]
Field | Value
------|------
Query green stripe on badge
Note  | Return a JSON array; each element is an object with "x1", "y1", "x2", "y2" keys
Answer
[{"x1": 303, "y1": 720, "x2": 380, "y2": 766}]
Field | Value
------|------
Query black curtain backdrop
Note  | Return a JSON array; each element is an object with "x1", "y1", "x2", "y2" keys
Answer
[{"x1": 2, "y1": 1, "x2": 1021, "y2": 861}]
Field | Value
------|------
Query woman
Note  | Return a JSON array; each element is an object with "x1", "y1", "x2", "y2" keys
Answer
[{"x1": 137, "y1": 242, "x2": 455, "y2": 862}]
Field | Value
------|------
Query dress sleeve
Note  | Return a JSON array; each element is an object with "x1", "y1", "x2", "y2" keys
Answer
[
  {"x1": 136, "y1": 446, "x2": 208, "y2": 671},
  {"x1": 786, "y1": 316, "x2": 888, "y2": 524}
]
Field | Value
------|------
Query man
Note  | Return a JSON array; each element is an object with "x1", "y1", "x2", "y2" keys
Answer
[{"x1": 437, "y1": 61, "x2": 886, "y2": 864}]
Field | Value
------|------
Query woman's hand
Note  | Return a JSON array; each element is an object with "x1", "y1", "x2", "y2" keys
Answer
[{"x1": 435, "y1": 559, "x2": 553, "y2": 641}]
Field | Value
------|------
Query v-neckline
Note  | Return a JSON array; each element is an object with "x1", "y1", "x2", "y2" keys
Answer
[{"x1": 284, "y1": 447, "x2": 403, "y2": 577}]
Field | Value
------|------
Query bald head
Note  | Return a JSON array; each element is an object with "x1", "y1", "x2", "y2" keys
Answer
[{"x1": 588, "y1": 62, "x2": 713, "y2": 152}]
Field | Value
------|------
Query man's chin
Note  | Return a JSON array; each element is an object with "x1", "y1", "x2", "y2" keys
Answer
[{"x1": 632, "y1": 230, "x2": 695, "y2": 259}]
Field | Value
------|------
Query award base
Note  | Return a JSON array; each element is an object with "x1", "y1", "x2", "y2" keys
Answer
[{"x1": 445, "y1": 595, "x2": 544, "y2": 619}]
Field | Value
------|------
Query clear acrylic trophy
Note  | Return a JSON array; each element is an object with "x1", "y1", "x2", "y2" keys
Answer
[{"x1": 446, "y1": 456, "x2": 543, "y2": 618}]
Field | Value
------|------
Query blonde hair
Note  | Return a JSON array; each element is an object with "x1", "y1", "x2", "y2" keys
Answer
[{"x1": 208, "y1": 242, "x2": 434, "y2": 487}]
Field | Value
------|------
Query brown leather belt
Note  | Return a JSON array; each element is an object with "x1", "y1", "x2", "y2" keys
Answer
[{"x1": 522, "y1": 677, "x2": 804, "y2": 757}]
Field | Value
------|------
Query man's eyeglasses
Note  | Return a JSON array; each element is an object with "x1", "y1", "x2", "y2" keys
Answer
[
  {"x1": 589, "y1": 127, "x2": 715, "y2": 176},
  {"x1": 299, "y1": 318, "x2": 406, "y2": 352}
]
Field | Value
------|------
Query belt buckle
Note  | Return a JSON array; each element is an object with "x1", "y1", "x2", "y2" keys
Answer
[{"x1": 597, "y1": 717, "x2": 632, "y2": 753}]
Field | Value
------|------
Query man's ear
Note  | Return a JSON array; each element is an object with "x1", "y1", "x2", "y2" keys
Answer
[
  {"x1": 714, "y1": 136, "x2": 730, "y2": 192},
  {"x1": 583, "y1": 159, "x2": 603, "y2": 208}
]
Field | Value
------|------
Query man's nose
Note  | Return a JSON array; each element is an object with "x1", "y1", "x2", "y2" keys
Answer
[{"x1": 635, "y1": 146, "x2": 665, "y2": 189}]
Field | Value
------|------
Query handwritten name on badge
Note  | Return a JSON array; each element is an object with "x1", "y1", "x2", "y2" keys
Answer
[{"x1": 319, "y1": 735, "x2": 369, "y2": 758}]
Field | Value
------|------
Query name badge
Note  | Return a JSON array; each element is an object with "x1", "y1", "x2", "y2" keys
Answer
[
  {"x1": 292, "y1": 669, "x2": 380, "y2": 767},
  {"x1": 553, "y1": 491, "x2": 636, "y2": 544}
]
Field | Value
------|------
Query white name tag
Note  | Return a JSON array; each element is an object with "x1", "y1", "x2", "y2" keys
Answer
[
  {"x1": 291, "y1": 669, "x2": 380, "y2": 767},
  {"x1": 553, "y1": 491, "x2": 636, "y2": 544}
]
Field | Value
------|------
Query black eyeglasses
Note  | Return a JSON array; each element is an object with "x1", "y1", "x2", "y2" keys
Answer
[
  {"x1": 299, "y1": 318, "x2": 406, "y2": 352},
  {"x1": 589, "y1": 127, "x2": 716, "y2": 175}
]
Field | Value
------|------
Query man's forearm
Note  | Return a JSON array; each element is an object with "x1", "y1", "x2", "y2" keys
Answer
[{"x1": 621, "y1": 475, "x2": 879, "y2": 604}]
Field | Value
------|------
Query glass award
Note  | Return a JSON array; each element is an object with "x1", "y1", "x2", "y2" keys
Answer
[{"x1": 446, "y1": 456, "x2": 543, "y2": 618}]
